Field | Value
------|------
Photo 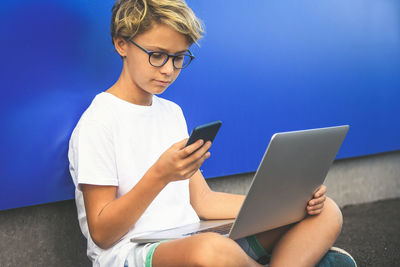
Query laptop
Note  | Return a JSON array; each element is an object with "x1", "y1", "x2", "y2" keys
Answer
[{"x1": 131, "y1": 125, "x2": 349, "y2": 243}]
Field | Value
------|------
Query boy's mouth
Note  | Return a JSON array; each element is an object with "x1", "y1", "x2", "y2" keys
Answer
[{"x1": 154, "y1": 80, "x2": 171, "y2": 86}]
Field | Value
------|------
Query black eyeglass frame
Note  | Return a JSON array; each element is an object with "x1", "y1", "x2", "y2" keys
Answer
[{"x1": 128, "y1": 39, "x2": 195, "y2": 69}]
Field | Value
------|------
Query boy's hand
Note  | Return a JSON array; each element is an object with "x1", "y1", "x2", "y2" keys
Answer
[
  {"x1": 151, "y1": 138, "x2": 211, "y2": 183},
  {"x1": 306, "y1": 185, "x2": 327, "y2": 215}
]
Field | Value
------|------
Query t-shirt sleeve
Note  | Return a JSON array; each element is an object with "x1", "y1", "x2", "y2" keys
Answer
[{"x1": 70, "y1": 119, "x2": 118, "y2": 189}]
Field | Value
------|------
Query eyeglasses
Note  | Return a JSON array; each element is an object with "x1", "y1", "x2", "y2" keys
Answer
[{"x1": 128, "y1": 39, "x2": 195, "y2": 69}]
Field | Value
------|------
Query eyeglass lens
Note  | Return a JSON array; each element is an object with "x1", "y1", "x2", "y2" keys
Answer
[{"x1": 149, "y1": 52, "x2": 192, "y2": 69}]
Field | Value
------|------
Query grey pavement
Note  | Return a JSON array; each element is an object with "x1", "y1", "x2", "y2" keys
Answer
[
  {"x1": 334, "y1": 198, "x2": 400, "y2": 267},
  {"x1": 0, "y1": 198, "x2": 399, "y2": 266}
]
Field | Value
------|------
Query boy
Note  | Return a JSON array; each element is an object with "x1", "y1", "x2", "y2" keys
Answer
[{"x1": 68, "y1": 0, "x2": 357, "y2": 266}]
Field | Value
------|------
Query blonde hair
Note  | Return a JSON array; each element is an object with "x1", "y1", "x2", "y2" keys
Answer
[{"x1": 111, "y1": 0, "x2": 204, "y2": 45}]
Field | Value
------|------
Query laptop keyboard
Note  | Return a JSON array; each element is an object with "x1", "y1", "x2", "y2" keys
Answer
[{"x1": 183, "y1": 222, "x2": 234, "y2": 236}]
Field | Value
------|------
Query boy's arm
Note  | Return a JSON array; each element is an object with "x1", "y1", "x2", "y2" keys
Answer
[
  {"x1": 189, "y1": 171, "x2": 329, "y2": 220},
  {"x1": 81, "y1": 167, "x2": 167, "y2": 250},
  {"x1": 189, "y1": 170, "x2": 245, "y2": 220},
  {"x1": 82, "y1": 139, "x2": 211, "y2": 249}
]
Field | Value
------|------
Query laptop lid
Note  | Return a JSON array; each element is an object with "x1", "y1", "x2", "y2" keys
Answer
[{"x1": 228, "y1": 125, "x2": 349, "y2": 240}]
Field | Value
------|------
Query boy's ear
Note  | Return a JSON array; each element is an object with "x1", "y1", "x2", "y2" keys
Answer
[{"x1": 114, "y1": 37, "x2": 128, "y2": 58}]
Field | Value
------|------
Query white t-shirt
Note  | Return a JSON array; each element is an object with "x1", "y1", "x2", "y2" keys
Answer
[{"x1": 68, "y1": 92, "x2": 200, "y2": 266}]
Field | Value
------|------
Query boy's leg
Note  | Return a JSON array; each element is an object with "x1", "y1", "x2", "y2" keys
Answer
[
  {"x1": 256, "y1": 197, "x2": 343, "y2": 267},
  {"x1": 152, "y1": 232, "x2": 263, "y2": 267},
  {"x1": 152, "y1": 197, "x2": 341, "y2": 267}
]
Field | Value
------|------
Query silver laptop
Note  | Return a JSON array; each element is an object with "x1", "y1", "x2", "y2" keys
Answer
[{"x1": 131, "y1": 125, "x2": 349, "y2": 243}]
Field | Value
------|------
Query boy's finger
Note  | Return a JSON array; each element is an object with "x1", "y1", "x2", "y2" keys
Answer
[
  {"x1": 185, "y1": 141, "x2": 212, "y2": 162},
  {"x1": 197, "y1": 141, "x2": 212, "y2": 155},
  {"x1": 185, "y1": 150, "x2": 211, "y2": 173},
  {"x1": 197, "y1": 151, "x2": 211, "y2": 167},
  {"x1": 180, "y1": 139, "x2": 204, "y2": 157},
  {"x1": 314, "y1": 185, "x2": 327, "y2": 197},
  {"x1": 178, "y1": 142, "x2": 210, "y2": 176},
  {"x1": 309, "y1": 195, "x2": 326, "y2": 206},
  {"x1": 307, "y1": 202, "x2": 324, "y2": 211}
]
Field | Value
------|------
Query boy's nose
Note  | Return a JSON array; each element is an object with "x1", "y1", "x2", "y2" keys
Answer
[{"x1": 160, "y1": 57, "x2": 175, "y2": 75}]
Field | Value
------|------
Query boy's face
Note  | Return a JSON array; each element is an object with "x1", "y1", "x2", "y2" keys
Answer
[{"x1": 119, "y1": 23, "x2": 190, "y2": 97}]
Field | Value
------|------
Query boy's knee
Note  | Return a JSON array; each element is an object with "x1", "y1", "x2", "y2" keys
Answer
[
  {"x1": 187, "y1": 233, "x2": 244, "y2": 267},
  {"x1": 324, "y1": 197, "x2": 343, "y2": 232}
]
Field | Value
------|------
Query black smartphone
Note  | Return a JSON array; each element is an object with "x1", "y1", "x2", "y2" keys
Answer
[{"x1": 186, "y1": 120, "x2": 222, "y2": 147}]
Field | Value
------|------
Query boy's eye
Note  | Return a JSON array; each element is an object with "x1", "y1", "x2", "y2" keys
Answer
[
  {"x1": 151, "y1": 53, "x2": 165, "y2": 60},
  {"x1": 175, "y1": 55, "x2": 185, "y2": 62},
  {"x1": 149, "y1": 52, "x2": 168, "y2": 66}
]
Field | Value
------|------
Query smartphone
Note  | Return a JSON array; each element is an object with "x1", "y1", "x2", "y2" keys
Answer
[{"x1": 186, "y1": 120, "x2": 222, "y2": 147}]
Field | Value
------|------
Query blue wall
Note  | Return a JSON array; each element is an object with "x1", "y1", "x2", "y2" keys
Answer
[{"x1": 1, "y1": 0, "x2": 399, "y2": 210}]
